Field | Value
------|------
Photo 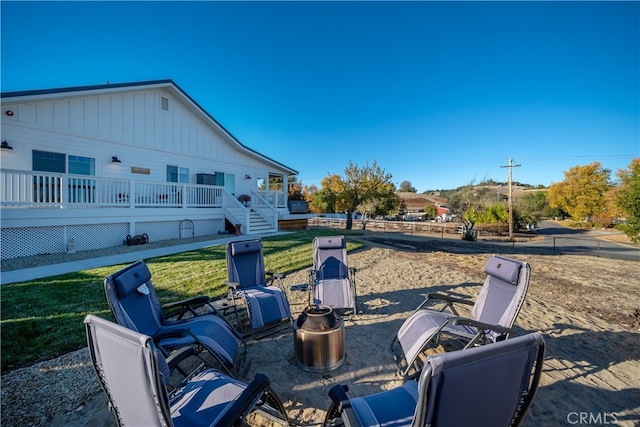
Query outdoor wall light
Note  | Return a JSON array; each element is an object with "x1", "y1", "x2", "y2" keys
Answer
[
  {"x1": 111, "y1": 156, "x2": 121, "y2": 163},
  {"x1": 245, "y1": 174, "x2": 252, "y2": 179},
  {"x1": 1, "y1": 140, "x2": 13, "y2": 150},
  {"x1": 5, "y1": 110, "x2": 14, "y2": 116}
]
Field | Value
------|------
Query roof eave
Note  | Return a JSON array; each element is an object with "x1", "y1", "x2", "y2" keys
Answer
[{"x1": 1, "y1": 80, "x2": 298, "y2": 175}]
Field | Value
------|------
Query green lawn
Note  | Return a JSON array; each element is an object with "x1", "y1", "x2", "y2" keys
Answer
[{"x1": 0, "y1": 230, "x2": 363, "y2": 372}]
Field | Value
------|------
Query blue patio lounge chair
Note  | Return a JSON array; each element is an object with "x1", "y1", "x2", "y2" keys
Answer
[
  {"x1": 393, "y1": 254, "x2": 531, "y2": 377},
  {"x1": 84, "y1": 314, "x2": 290, "y2": 427},
  {"x1": 308, "y1": 236, "x2": 357, "y2": 317},
  {"x1": 325, "y1": 331, "x2": 545, "y2": 427},
  {"x1": 225, "y1": 239, "x2": 292, "y2": 336},
  {"x1": 104, "y1": 259, "x2": 244, "y2": 376}
]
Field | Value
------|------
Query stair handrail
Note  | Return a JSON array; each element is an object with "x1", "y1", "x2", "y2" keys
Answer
[
  {"x1": 249, "y1": 189, "x2": 278, "y2": 229},
  {"x1": 222, "y1": 191, "x2": 250, "y2": 234}
]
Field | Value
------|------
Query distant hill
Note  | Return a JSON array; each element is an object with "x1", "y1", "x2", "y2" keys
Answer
[
  {"x1": 397, "y1": 192, "x2": 449, "y2": 210},
  {"x1": 398, "y1": 184, "x2": 547, "y2": 211}
]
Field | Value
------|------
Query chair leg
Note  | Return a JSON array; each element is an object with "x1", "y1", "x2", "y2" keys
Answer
[
  {"x1": 323, "y1": 401, "x2": 344, "y2": 427},
  {"x1": 254, "y1": 387, "x2": 291, "y2": 425},
  {"x1": 227, "y1": 288, "x2": 243, "y2": 332}
]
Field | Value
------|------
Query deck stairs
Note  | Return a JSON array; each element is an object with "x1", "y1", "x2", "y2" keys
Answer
[{"x1": 222, "y1": 189, "x2": 279, "y2": 235}]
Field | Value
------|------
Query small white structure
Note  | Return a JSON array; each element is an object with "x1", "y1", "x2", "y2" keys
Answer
[{"x1": 0, "y1": 80, "x2": 297, "y2": 259}]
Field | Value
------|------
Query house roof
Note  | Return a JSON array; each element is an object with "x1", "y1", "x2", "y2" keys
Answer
[{"x1": 1, "y1": 79, "x2": 298, "y2": 175}]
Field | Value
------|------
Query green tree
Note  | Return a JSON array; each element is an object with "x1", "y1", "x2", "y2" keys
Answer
[
  {"x1": 399, "y1": 180, "x2": 417, "y2": 193},
  {"x1": 397, "y1": 199, "x2": 408, "y2": 218},
  {"x1": 516, "y1": 191, "x2": 547, "y2": 226},
  {"x1": 547, "y1": 162, "x2": 612, "y2": 223},
  {"x1": 315, "y1": 179, "x2": 340, "y2": 214},
  {"x1": 423, "y1": 203, "x2": 437, "y2": 219},
  {"x1": 320, "y1": 160, "x2": 395, "y2": 230},
  {"x1": 479, "y1": 203, "x2": 509, "y2": 224},
  {"x1": 461, "y1": 206, "x2": 480, "y2": 241},
  {"x1": 371, "y1": 191, "x2": 401, "y2": 217},
  {"x1": 616, "y1": 158, "x2": 640, "y2": 242}
]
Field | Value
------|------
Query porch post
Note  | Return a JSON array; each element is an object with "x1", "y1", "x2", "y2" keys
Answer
[
  {"x1": 282, "y1": 174, "x2": 288, "y2": 208},
  {"x1": 61, "y1": 174, "x2": 68, "y2": 208},
  {"x1": 265, "y1": 174, "x2": 270, "y2": 204},
  {"x1": 129, "y1": 179, "x2": 135, "y2": 209}
]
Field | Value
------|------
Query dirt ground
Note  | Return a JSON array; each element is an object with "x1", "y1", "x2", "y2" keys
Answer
[
  {"x1": 2, "y1": 231, "x2": 638, "y2": 426},
  {"x1": 362, "y1": 234, "x2": 640, "y2": 331}
]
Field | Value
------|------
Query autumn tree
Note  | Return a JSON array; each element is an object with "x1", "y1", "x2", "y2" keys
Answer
[
  {"x1": 592, "y1": 187, "x2": 624, "y2": 228},
  {"x1": 547, "y1": 162, "x2": 612, "y2": 223},
  {"x1": 320, "y1": 160, "x2": 395, "y2": 230},
  {"x1": 303, "y1": 184, "x2": 325, "y2": 214},
  {"x1": 616, "y1": 158, "x2": 640, "y2": 242},
  {"x1": 288, "y1": 176, "x2": 304, "y2": 200}
]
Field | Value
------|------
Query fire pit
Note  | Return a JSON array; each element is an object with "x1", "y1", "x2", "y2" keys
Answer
[{"x1": 293, "y1": 305, "x2": 345, "y2": 372}]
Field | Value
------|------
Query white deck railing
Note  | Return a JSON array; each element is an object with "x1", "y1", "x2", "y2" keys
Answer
[
  {"x1": 0, "y1": 169, "x2": 224, "y2": 209},
  {"x1": 256, "y1": 190, "x2": 287, "y2": 208}
]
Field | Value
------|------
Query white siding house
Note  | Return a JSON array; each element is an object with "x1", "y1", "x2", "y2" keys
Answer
[{"x1": 0, "y1": 80, "x2": 298, "y2": 259}]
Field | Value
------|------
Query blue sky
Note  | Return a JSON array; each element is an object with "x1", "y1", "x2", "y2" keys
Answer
[{"x1": 2, "y1": 1, "x2": 638, "y2": 192}]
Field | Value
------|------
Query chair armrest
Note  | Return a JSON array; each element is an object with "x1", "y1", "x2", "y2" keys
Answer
[
  {"x1": 413, "y1": 293, "x2": 473, "y2": 315},
  {"x1": 164, "y1": 346, "x2": 198, "y2": 371},
  {"x1": 162, "y1": 295, "x2": 210, "y2": 310},
  {"x1": 328, "y1": 385, "x2": 361, "y2": 427},
  {"x1": 153, "y1": 329, "x2": 190, "y2": 341},
  {"x1": 451, "y1": 318, "x2": 514, "y2": 335},
  {"x1": 162, "y1": 295, "x2": 214, "y2": 320},
  {"x1": 265, "y1": 271, "x2": 286, "y2": 283},
  {"x1": 426, "y1": 293, "x2": 474, "y2": 306},
  {"x1": 216, "y1": 374, "x2": 271, "y2": 427},
  {"x1": 153, "y1": 329, "x2": 191, "y2": 355},
  {"x1": 225, "y1": 281, "x2": 239, "y2": 290}
]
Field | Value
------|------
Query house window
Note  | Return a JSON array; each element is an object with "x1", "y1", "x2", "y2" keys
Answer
[
  {"x1": 32, "y1": 150, "x2": 96, "y2": 203},
  {"x1": 214, "y1": 171, "x2": 225, "y2": 186},
  {"x1": 68, "y1": 155, "x2": 95, "y2": 176},
  {"x1": 225, "y1": 173, "x2": 235, "y2": 195},
  {"x1": 179, "y1": 167, "x2": 189, "y2": 183},
  {"x1": 167, "y1": 165, "x2": 189, "y2": 183},
  {"x1": 33, "y1": 150, "x2": 65, "y2": 173}
]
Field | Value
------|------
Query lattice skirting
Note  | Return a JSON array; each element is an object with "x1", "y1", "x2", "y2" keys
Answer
[{"x1": 1, "y1": 219, "x2": 223, "y2": 259}]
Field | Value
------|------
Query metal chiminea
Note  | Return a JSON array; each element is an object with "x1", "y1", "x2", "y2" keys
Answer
[{"x1": 293, "y1": 305, "x2": 345, "y2": 372}]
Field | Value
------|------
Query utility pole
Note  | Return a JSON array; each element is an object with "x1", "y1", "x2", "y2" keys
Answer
[{"x1": 500, "y1": 158, "x2": 521, "y2": 241}]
